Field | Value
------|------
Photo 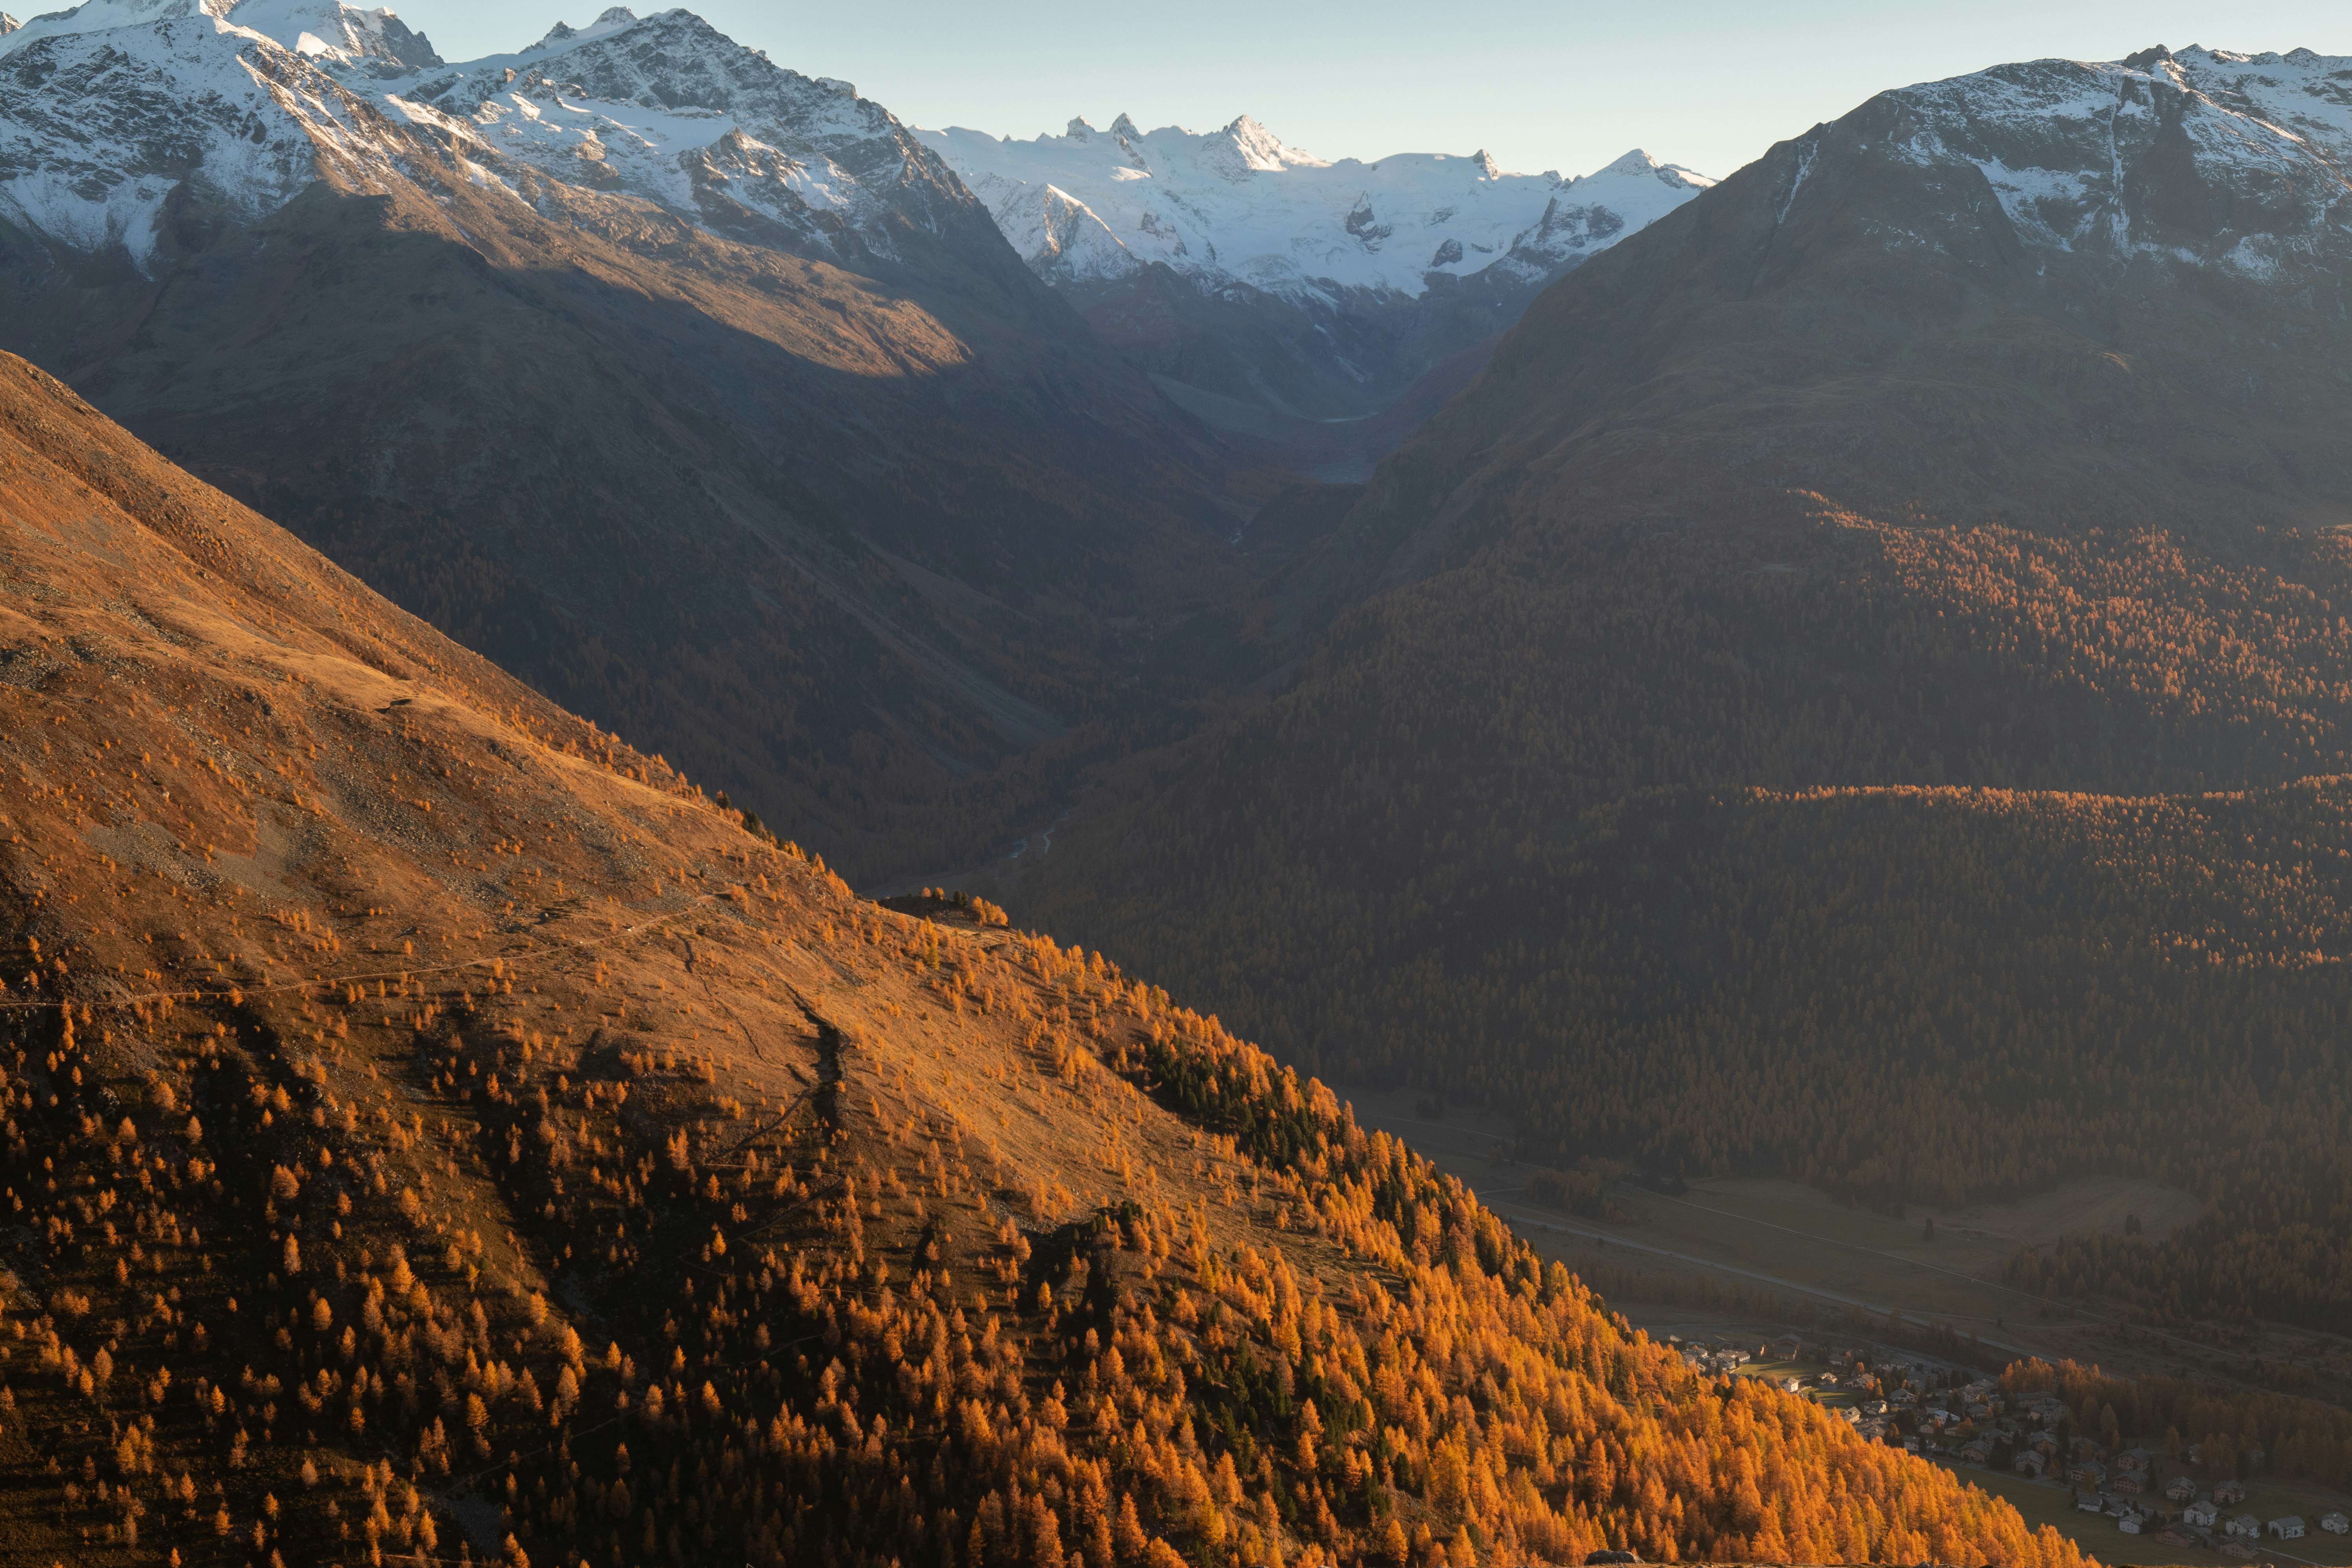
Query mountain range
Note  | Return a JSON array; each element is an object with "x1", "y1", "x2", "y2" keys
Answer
[
  {"x1": 0, "y1": 342, "x2": 2094, "y2": 1568},
  {"x1": 15, "y1": 6, "x2": 2352, "y2": 1559},
  {"x1": 982, "y1": 44, "x2": 2352, "y2": 1238},
  {"x1": 12, "y1": 0, "x2": 2352, "y2": 1259},
  {"x1": 0, "y1": 0, "x2": 1253, "y2": 888},
  {"x1": 920, "y1": 117, "x2": 1710, "y2": 421},
  {"x1": 0, "y1": 0, "x2": 1716, "y2": 892}
]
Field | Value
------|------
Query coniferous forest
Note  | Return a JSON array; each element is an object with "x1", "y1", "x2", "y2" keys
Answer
[
  {"x1": 0, "y1": 353, "x2": 2098, "y2": 1564},
  {"x1": 16, "y1": 11, "x2": 2352, "y2": 1565}
]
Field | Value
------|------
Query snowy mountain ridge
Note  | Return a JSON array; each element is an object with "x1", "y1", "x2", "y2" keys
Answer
[
  {"x1": 377, "y1": 8, "x2": 955, "y2": 262},
  {"x1": 0, "y1": 0, "x2": 429, "y2": 70},
  {"x1": 0, "y1": 5, "x2": 418, "y2": 264},
  {"x1": 7, "y1": 11, "x2": 2351, "y2": 421},
  {"x1": 0, "y1": 1, "x2": 988, "y2": 273},
  {"x1": 919, "y1": 113, "x2": 1712, "y2": 305},
  {"x1": 1860, "y1": 45, "x2": 2352, "y2": 279}
]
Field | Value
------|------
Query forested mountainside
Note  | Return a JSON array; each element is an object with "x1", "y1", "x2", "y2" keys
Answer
[
  {"x1": 2009, "y1": 1145, "x2": 2352, "y2": 1334},
  {"x1": 987, "y1": 47, "x2": 2352, "y2": 1239},
  {"x1": 0, "y1": 351, "x2": 2094, "y2": 1565},
  {"x1": 0, "y1": 1, "x2": 1252, "y2": 887}
]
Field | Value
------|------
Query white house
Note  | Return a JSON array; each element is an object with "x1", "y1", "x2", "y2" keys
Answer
[
  {"x1": 2319, "y1": 1511, "x2": 2348, "y2": 1534},
  {"x1": 2225, "y1": 1514, "x2": 2261, "y2": 1540},
  {"x1": 2268, "y1": 1517, "x2": 2306, "y2": 1540},
  {"x1": 2185, "y1": 1500, "x2": 2219, "y2": 1528}
]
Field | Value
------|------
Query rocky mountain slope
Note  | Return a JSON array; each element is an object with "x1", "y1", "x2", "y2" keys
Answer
[
  {"x1": 0, "y1": 0, "x2": 1247, "y2": 885},
  {"x1": 984, "y1": 45, "x2": 2352, "y2": 1215},
  {"x1": 0, "y1": 348, "x2": 2094, "y2": 1567},
  {"x1": 922, "y1": 116, "x2": 1710, "y2": 419}
]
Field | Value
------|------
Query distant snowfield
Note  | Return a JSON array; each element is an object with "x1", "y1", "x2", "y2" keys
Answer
[{"x1": 916, "y1": 113, "x2": 1713, "y2": 302}]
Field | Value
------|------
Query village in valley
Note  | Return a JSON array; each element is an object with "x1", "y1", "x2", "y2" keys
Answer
[
  {"x1": 1339, "y1": 1088, "x2": 2352, "y2": 1565},
  {"x1": 1677, "y1": 1332, "x2": 2352, "y2": 1563}
]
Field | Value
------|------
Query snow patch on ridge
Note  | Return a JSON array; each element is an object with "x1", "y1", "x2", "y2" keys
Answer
[{"x1": 1967, "y1": 156, "x2": 2100, "y2": 249}]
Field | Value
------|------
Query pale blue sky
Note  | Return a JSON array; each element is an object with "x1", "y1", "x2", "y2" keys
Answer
[{"x1": 387, "y1": 0, "x2": 2352, "y2": 181}]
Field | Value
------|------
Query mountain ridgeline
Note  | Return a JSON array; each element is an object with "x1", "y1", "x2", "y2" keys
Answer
[
  {"x1": 0, "y1": 0, "x2": 1253, "y2": 888},
  {"x1": 0, "y1": 350, "x2": 2094, "y2": 1566},
  {"x1": 985, "y1": 44, "x2": 2352, "y2": 1300}
]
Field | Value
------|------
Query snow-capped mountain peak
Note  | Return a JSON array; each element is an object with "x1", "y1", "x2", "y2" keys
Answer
[
  {"x1": 0, "y1": 0, "x2": 433, "y2": 67},
  {"x1": 0, "y1": 13, "x2": 19, "y2": 33},
  {"x1": 225, "y1": 0, "x2": 439, "y2": 69},
  {"x1": 372, "y1": 4, "x2": 960, "y2": 253},
  {"x1": 0, "y1": 0, "x2": 215, "y2": 55},
  {"x1": 532, "y1": 5, "x2": 634, "y2": 51},
  {"x1": 992, "y1": 182, "x2": 1131, "y2": 281},
  {"x1": 1208, "y1": 113, "x2": 1312, "y2": 174},
  {"x1": 0, "y1": 1, "x2": 993, "y2": 279},
  {"x1": 1585, "y1": 146, "x2": 1708, "y2": 188},
  {"x1": 920, "y1": 113, "x2": 1711, "y2": 299},
  {"x1": 1839, "y1": 44, "x2": 2352, "y2": 282}
]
